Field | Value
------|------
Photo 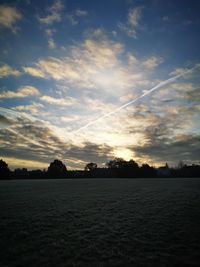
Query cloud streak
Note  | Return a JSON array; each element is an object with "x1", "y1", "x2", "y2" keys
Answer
[
  {"x1": 0, "y1": 86, "x2": 40, "y2": 99},
  {"x1": 118, "y1": 6, "x2": 143, "y2": 38},
  {"x1": 40, "y1": 95, "x2": 77, "y2": 106}
]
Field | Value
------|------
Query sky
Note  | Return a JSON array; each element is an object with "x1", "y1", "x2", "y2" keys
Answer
[{"x1": 0, "y1": 0, "x2": 200, "y2": 170}]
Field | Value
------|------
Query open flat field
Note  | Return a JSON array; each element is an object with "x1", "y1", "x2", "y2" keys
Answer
[{"x1": 0, "y1": 178, "x2": 200, "y2": 267}]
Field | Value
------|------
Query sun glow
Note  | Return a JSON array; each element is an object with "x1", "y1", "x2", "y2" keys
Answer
[
  {"x1": 93, "y1": 69, "x2": 118, "y2": 89},
  {"x1": 114, "y1": 148, "x2": 133, "y2": 160}
]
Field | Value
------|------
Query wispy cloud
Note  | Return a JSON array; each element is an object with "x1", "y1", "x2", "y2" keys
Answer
[
  {"x1": 37, "y1": 0, "x2": 64, "y2": 49},
  {"x1": 38, "y1": 0, "x2": 63, "y2": 25},
  {"x1": 13, "y1": 102, "x2": 44, "y2": 115},
  {"x1": 169, "y1": 65, "x2": 199, "y2": 77},
  {"x1": 48, "y1": 38, "x2": 56, "y2": 49},
  {"x1": 40, "y1": 95, "x2": 77, "y2": 106},
  {"x1": 0, "y1": 64, "x2": 21, "y2": 78},
  {"x1": 75, "y1": 9, "x2": 88, "y2": 17},
  {"x1": 0, "y1": 86, "x2": 40, "y2": 99},
  {"x1": 23, "y1": 30, "x2": 150, "y2": 97},
  {"x1": 142, "y1": 56, "x2": 163, "y2": 70},
  {"x1": 23, "y1": 66, "x2": 45, "y2": 78},
  {"x1": 0, "y1": 4, "x2": 22, "y2": 32},
  {"x1": 66, "y1": 14, "x2": 78, "y2": 25},
  {"x1": 66, "y1": 8, "x2": 88, "y2": 25},
  {"x1": 61, "y1": 115, "x2": 80, "y2": 123},
  {"x1": 118, "y1": 6, "x2": 143, "y2": 38}
]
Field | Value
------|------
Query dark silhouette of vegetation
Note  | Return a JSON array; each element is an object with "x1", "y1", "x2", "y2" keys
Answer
[
  {"x1": 0, "y1": 158, "x2": 200, "y2": 180},
  {"x1": 140, "y1": 164, "x2": 157, "y2": 178},
  {"x1": 85, "y1": 162, "x2": 97, "y2": 171},
  {"x1": 13, "y1": 168, "x2": 45, "y2": 179},
  {"x1": 107, "y1": 158, "x2": 139, "y2": 178},
  {"x1": 0, "y1": 159, "x2": 10, "y2": 179},
  {"x1": 47, "y1": 159, "x2": 67, "y2": 178}
]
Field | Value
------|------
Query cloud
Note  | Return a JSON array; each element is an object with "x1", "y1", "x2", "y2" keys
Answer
[
  {"x1": 48, "y1": 38, "x2": 56, "y2": 49},
  {"x1": 38, "y1": 1, "x2": 88, "y2": 50},
  {"x1": 151, "y1": 82, "x2": 197, "y2": 104},
  {"x1": 125, "y1": 99, "x2": 200, "y2": 165},
  {"x1": 23, "y1": 31, "x2": 150, "y2": 97},
  {"x1": 0, "y1": 4, "x2": 21, "y2": 32},
  {"x1": 38, "y1": 0, "x2": 60, "y2": 49},
  {"x1": 65, "y1": 142, "x2": 113, "y2": 164},
  {"x1": 75, "y1": 9, "x2": 88, "y2": 17},
  {"x1": 0, "y1": 64, "x2": 21, "y2": 77},
  {"x1": 0, "y1": 86, "x2": 40, "y2": 99},
  {"x1": 1, "y1": 67, "x2": 199, "y2": 169},
  {"x1": 45, "y1": 28, "x2": 56, "y2": 36},
  {"x1": 66, "y1": 8, "x2": 88, "y2": 25},
  {"x1": 66, "y1": 14, "x2": 78, "y2": 25},
  {"x1": 133, "y1": 134, "x2": 200, "y2": 165},
  {"x1": 61, "y1": 115, "x2": 80, "y2": 123},
  {"x1": 23, "y1": 66, "x2": 45, "y2": 78},
  {"x1": 24, "y1": 40, "x2": 122, "y2": 82},
  {"x1": 0, "y1": 114, "x2": 14, "y2": 128},
  {"x1": 38, "y1": 0, "x2": 64, "y2": 25},
  {"x1": 142, "y1": 56, "x2": 163, "y2": 70},
  {"x1": 127, "y1": 52, "x2": 138, "y2": 65},
  {"x1": 0, "y1": 114, "x2": 113, "y2": 169},
  {"x1": 18, "y1": 32, "x2": 199, "y2": 168},
  {"x1": 186, "y1": 87, "x2": 200, "y2": 102},
  {"x1": 170, "y1": 66, "x2": 196, "y2": 77},
  {"x1": 118, "y1": 6, "x2": 143, "y2": 38},
  {"x1": 40, "y1": 95, "x2": 77, "y2": 106},
  {"x1": 13, "y1": 102, "x2": 44, "y2": 115},
  {"x1": 26, "y1": 57, "x2": 80, "y2": 80}
]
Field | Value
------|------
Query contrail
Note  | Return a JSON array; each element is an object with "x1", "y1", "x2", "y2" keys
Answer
[
  {"x1": 6, "y1": 128, "x2": 43, "y2": 147},
  {"x1": 74, "y1": 67, "x2": 196, "y2": 133},
  {"x1": 0, "y1": 106, "x2": 72, "y2": 147},
  {"x1": 0, "y1": 107, "x2": 49, "y2": 146},
  {"x1": 0, "y1": 65, "x2": 198, "y2": 140}
]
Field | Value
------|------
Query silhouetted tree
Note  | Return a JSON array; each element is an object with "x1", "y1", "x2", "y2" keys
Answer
[
  {"x1": 106, "y1": 158, "x2": 126, "y2": 169},
  {"x1": 29, "y1": 169, "x2": 45, "y2": 179},
  {"x1": 107, "y1": 158, "x2": 138, "y2": 168},
  {"x1": 13, "y1": 168, "x2": 28, "y2": 179},
  {"x1": 106, "y1": 158, "x2": 139, "y2": 177},
  {"x1": 47, "y1": 159, "x2": 67, "y2": 178},
  {"x1": 0, "y1": 159, "x2": 10, "y2": 179},
  {"x1": 126, "y1": 159, "x2": 139, "y2": 169},
  {"x1": 121, "y1": 159, "x2": 139, "y2": 177},
  {"x1": 85, "y1": 162, "x2": 97, "y2": 171},
  {"x1": 140, "y1": 163, "x2": 156, "y2": 177}
]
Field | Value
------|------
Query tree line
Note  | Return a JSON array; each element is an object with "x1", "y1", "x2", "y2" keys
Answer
[{"x1": 0, "y1": 158, "x2": 200, "y2": 179}]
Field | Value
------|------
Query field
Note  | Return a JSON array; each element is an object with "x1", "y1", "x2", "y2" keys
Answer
[{"x1": 0, "y1": 178, "x2": 200, "y2": 266}]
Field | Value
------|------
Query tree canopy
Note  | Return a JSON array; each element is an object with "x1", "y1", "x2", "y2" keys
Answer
[
  {"x1": 47, "y1": 159, "x2": 67, "y2": 178},
  {"x1": 0, "y1": 159, "x2": 10, "y2": 179}
]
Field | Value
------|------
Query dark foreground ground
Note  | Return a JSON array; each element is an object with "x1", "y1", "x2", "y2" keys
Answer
[{"x1": 0, "y1": 178, "x2": 200, "y2": 267}]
